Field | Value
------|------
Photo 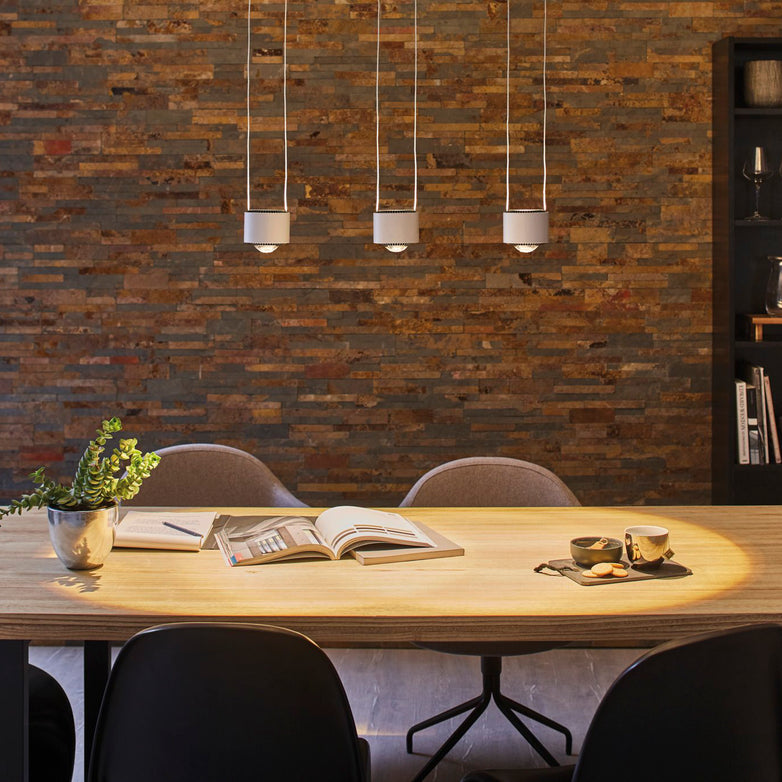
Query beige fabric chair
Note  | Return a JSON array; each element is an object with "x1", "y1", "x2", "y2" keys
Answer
[
  {"x1": 124, "y1": 444, "x2": 307, "y2": 507},
  {"x1": 399, "y1": 457, "x2": 579, "y2": 782},
  {"x1": 400, "y1": 456, "x2": 579, "y2": 508}
]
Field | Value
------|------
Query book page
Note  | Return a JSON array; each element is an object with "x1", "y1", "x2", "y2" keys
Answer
[
  {"x1": 114, "y1": 511, "x2": 216, "y2": 551},
  {"x1": 215, "y1": 515, "x2": 332, "y2": 566},
  {"x1": 315, "y1": 506, "x2": 434, "y2": 559}
]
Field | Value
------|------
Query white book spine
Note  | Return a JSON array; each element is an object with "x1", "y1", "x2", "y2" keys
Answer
[{"x1": 735, "y1": 379, "x2": 750, "y2": 465}]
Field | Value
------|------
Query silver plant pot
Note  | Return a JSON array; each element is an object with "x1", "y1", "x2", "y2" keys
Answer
[{"x1": 47, "y1": 504, "x2": 118, "y2": 570}]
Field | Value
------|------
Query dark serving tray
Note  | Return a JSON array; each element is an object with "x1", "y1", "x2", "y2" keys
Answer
[{"x1": 535, "y1": 558, "x2": 692, "y2": 586}]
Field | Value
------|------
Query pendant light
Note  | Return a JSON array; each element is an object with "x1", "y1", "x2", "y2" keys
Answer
[
  {"x1": 503, "y1": 0, "x2": 549, "y2": 253},
  {"x1": 373, "y1": 0, "x2": 419, "y2": 253},
  {"x1": 244, "y1": 0, "x2": 290, "y2": 253}
]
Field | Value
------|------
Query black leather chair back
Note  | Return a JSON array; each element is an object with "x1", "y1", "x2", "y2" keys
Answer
[
  {"x1": 87, "y1": 623, "x2": 368, "y2": 782},
  {"x1": 573, "y1": 623, "x2": 782, "y2": 782}
]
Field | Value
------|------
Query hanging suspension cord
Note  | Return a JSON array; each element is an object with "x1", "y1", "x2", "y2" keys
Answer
[
  {"x1": 506, "y1": 0, "x2": 548, "y2": 212},
  {"x1": 246, "y1": 0, "x2": 288, "y2": 212},
  {"x1": 504, "y1": 0, "x2": 511, "y2": 212},
  {"x1": 246, "y1": 0, "x2": 252, "y2": 210},
  {"x1": 542, "y1": 0, "x2": 547, "y2": 211},
  {"x1": 376, "y1": 0, "x2": 418, "y2": 212},
  {"x1": 375, "y1": 0, "x2": 381, "y2": 212},
  {"x1": 412, "y1": 0, "x2": 418, "y2": 211},
  {"x1": 282, "y1": 0, "x2": 288, "y2": 212}
]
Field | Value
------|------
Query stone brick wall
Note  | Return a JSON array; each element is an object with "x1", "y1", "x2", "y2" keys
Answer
[{"x1": 1, "y1": 1, "x2": 779, "y2": 507}]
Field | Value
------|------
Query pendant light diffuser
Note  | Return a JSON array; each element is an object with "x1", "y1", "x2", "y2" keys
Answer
[
  {"x1": 244, "y1": 0, "x2": 290, "y2": 254},
  {"x1": 244, "y1": 209, "x2": 291, "y2": 253},
  {"x1": 503, "y1": 209, "x2": 549, "y2": 253},
  {"x1": 373, "y1": 210, "x2": 419, "y2": 253}
]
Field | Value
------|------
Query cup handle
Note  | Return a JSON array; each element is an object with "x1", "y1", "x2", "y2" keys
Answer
[{"x1": 663, "y1": 547, "x2": 674, "y2": 560}]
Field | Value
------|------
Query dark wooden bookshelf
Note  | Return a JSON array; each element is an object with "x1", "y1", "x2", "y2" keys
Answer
[{"x1": 713, "y1": 37, "x2": 782, "y2": 504}]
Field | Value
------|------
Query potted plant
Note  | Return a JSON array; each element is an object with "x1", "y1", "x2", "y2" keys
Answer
[{"x1": 0, "y1": 417, "x2": 160, "y2": 569}]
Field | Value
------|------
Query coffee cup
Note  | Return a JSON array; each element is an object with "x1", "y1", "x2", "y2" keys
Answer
[{"x1": 624, "y1": 525, "x2": 674, "y2": 570}]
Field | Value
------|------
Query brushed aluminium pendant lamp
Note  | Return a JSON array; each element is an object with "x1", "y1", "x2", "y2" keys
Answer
[
  {"x1": 504, "y1": 0, "x2": 549, "y2": 253},
  {"x1": 244, "y1": 0, "x2": 290, "y2": 254},
  {"x1": 373, "y1": 0, "x2": 419, "y2": 253}
]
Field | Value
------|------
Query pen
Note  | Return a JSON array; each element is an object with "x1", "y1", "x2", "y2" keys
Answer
[{"x1": 162, "y1": 520, "x2": 202, "y2": 538}]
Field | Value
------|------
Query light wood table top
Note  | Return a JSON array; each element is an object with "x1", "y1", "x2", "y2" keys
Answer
[{"x1": 0, "y1": 505, "x2": 778, "y2": 645}]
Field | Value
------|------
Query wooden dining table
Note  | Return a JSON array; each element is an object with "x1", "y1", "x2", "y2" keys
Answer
[{"x1": 1, "y1": 504, "x2": 780, "y2": 781}]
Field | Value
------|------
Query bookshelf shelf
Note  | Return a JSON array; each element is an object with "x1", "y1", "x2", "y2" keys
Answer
[
  {"x1": 735, "y1": 220, "x2": 782, "y2": 227},
  {"x1": 713, "y1": 37, "x2": 782, "y2": 504}
]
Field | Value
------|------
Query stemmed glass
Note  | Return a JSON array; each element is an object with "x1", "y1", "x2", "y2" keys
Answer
[{"x1": 742, "y1": 146, "x2": 774, "y2": 221}]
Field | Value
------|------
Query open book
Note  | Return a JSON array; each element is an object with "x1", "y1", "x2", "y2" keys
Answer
[
  {"x1": 114, "y1": 511, "x2": 217, "y2": 551},
  {"x1": 214, "y1": 506, "x2": 440, "y2": 566}
]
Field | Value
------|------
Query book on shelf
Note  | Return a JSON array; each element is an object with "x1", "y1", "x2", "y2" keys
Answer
[
  {"x1": 114, "y1": 511, "x2": 217, "y2": 551},
  {"x1": 735, "y1": 379, "x2": 750, "y2": 465},
  {"x1": 745, "y1": 382, "x2": 764, "y2": 465},
  {"x1": 739, "y1": 363, "x2": 769, "y2": 464},
  {"x1": 764, "y1": 374, "x2": 782, "y2": 463},
  {"x1": 213, "y1": 505, "x2": 463, "y2": 566}
]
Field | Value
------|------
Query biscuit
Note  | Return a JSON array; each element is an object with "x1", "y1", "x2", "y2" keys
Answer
[
  {"x1": 582, "y1": 571, "x2": 601, "y2": 578},
  {"x1": 612, "y1": 568, "x2": 629, "y2": 578},
  {"x1": 590, "y1": 562, "x2": 614, "y2": 577}
]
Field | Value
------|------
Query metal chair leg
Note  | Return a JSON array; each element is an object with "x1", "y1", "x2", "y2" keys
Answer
[
  {"x1": 406, "y1": 693, "x2": 484, "y2": 753},
  {"x1": 495, "y1": 694, "x2": 560, "y2": 767},
  {"x1": 408, "y1": 655, "x2": 570, "y2": 780},
  {"x1": 410, "y1": 692, "x2": 491, "y2": 782},
  {"x1": 497, "y1": 692, "x2": 574, "y2": 754}
]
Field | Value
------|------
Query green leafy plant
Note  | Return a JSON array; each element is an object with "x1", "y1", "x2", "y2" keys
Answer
[{"x1": 0, "y1": 417, "x2": 160, "y2": 520}]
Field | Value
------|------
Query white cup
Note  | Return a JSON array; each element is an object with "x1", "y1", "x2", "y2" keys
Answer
[{"x1": 624, "y1": 525, "x2": 674, "y2": 570}]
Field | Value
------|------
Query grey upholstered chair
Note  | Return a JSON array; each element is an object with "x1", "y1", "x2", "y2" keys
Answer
[
  {"x1": 124, "y1": 443, "x2": 307, "y2": 507},
  {"x1": 399, "y1": 457, "x2": 579, "y2": 781}
]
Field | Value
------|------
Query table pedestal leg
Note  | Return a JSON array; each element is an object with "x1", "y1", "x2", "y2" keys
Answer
[
  {"x1": 84, "y1": 641, "x2": 111, "y2": 775},
  {"x1": 0, "y1": 640, "x2": 29, "y2": 782}
]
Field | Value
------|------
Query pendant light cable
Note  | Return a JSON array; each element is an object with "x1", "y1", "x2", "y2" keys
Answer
[
  {"x1": 282, "y1": 0, "x2": 288, "y2": 212},
  {"x1": 246, "y1": 0, "x2": 252, "y2": 210},
  {"x1": 505, "y1": 0, "x2": 547, "y2": 212},
  {"x1": 504, "y1": 0, "x2": 510, "y2": 212},
  {"x1": 375, "y1": 0, "x2": 381, "y2": 212},
  {"x1": 413, "y1": 0, "x2": 418, "y2": 211},
  {"x1": 375, "y1": 0, "x2": 418, "y2": 212},
  {"x1": 246, "y1": 0, "x2": 288, "y2": 212},
  {"x1": 542, "y1": 0, "x2": 547, "y2": 211}
]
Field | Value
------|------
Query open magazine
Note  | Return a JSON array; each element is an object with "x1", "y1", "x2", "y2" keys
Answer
[{"x1": 214, "y1": 506, "x2": 435, "y2": 566}]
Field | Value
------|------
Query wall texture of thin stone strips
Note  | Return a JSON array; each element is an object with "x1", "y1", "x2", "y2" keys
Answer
[{"x1": 0, "y1": 1, "x2": 779, "y2": 506}]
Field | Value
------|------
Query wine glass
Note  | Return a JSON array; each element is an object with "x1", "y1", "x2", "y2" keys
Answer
[{"x1": 742, "y1": 146, "x2": 774, "y2": 220}]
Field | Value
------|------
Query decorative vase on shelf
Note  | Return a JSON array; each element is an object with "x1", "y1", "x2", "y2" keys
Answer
[
  {"x1": 47, "y1": 504, "x2": 118, "y2": 570},
  {"x1": 765, "y1": 256, "x2": 782, "y2": 316}
]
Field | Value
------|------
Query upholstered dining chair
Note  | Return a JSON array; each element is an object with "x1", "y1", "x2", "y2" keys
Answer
[
  {"x1": 123, "y1": 443, "x2": 307, "y2": 507},
  {"x1": 460, "y1": 623, "x2": 782, "y2": 782},
  {"x1": 87, "y1": 623, "x2": 371, "y2": 782},
  {"x1": 399, "y1": 456, "x2": 580, "y2": 781}
]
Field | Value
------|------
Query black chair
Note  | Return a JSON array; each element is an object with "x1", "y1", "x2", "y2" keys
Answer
[
  {"x1": 87, "y1": 623, "x2": 370, "y2": 782},
  {"x1": 399, "y1": 457, "x2": 579, "y2": 781},
  {"x1": 29, "y1": 664, "x2": 75, "y2": 782},
  {"x1": 461, "y1": 623, "x2": 782, "y2": 782}
]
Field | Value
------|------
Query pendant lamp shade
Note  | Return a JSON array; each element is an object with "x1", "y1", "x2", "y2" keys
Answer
[
  {"x1": 373, "y1": 210, "x2": 419, "y2": 253},
  {"x1": 244, "y1": 0, "x2": 290, "y2": 254},
  {"x1": 244, "y1": 209, "x2": 291, "y2": 253},
  {"x1": 503, "y1": 209, "x2": 549, "y2": 253}
]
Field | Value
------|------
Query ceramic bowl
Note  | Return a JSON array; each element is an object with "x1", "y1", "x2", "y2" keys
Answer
[{"x1": 570, "y1": 536, "x2": 623, "y2": 568}]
